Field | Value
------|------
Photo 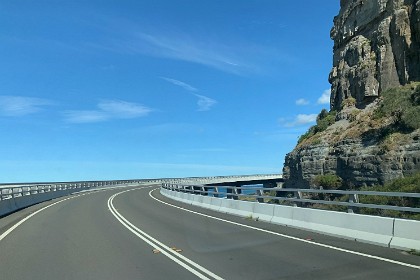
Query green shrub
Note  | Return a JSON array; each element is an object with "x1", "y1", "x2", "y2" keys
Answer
[
  {"x1": 359, "y1": 172, "x2": 420, "y2": 219},
  {"x1": 374, "y1": 83, "x2": 420, "y2": 131},
  {"x1": 297, "y1": 110, "x2": 337, "y2": 144},
  {"x1": 412, "y1": 85, "x2": 420, "y2": 105},
  {"x1": 312, "y1": 174, "x2": 343, "y2": 190},
  {"x1": 317, "y1": 109, "x2": 329, "y2": 120},
  {"x1": 297, "y1": 127, "x2": 315, "y2": 144},
  {"x1": 341, "y1": 96, "x2": 356, "y2": 108},
  {"x1": 315, "y1": 110, "x2": 337, "y2": 133}
]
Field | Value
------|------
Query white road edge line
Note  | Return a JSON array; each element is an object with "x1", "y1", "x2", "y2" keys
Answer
[
  {"x1": 0, "y1": 185, "x2": 153, "y2": 243},
  {"x1": 108, "y1": 189, "x2": 224, "y2": 280},
  {"x1": 149, "y1": 188, "x2": 420, "y2": 270},
  {"x1": 0, "y1": 188, "x2": 115, "y2": 242}
]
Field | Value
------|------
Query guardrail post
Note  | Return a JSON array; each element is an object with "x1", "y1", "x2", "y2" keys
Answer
[
  {"x1": 293, "y1": 191, "x2": 303, "y2": 207},
  {"x1": 348, "y1": 194, "x2": 359, "y2": 213},
  {"x1": 213, "y1": 187, "x2": 219, "y2": 198},
  {"x1": 233, "y1": 187, "x2": 239, "y2": 200},
  {"x1": 201, "y1": 186, "x2": 206, "y2": 196},
  {"x1": 256, "y1": 189, "x2": 264, "y2": 203},
  {"x1": 227, "y1": 187, "x2": 233, "y2": 199}
]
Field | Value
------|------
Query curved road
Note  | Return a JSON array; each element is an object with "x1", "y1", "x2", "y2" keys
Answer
[{"x1": 0, "y1": 185, "x2": 419, "y2": 279}]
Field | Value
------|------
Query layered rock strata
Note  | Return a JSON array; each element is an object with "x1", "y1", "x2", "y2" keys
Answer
[{"x1": 283, "y1": 0, "x2": 420, "y2": 188}]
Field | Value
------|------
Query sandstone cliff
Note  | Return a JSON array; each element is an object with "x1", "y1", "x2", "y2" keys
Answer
[
  {"x1": 330, "y1": 0, "x2": 420, "y2": 109},
  {"x1": 283, "y1": 0, "x2": 420, "y2": 188}
]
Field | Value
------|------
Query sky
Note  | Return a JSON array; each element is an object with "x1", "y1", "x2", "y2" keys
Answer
[{"x1": 0, "y1": 0, "x2": 340, "y2": 183}]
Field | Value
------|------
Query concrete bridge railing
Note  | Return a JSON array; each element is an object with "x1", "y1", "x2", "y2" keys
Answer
[
  {"x1": 0, "y1": 174, "x2": 282, "y2": 218},
  {"x1": 0, "y1": 181, "x2": 140, "y2": 217},
  {"x1": 161, "y1": 184, "x2": 420, "y2": 251}
]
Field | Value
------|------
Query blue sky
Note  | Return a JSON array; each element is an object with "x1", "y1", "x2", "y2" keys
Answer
[{"x1": 0, "y1": 0, "x2": 339, "y2": 182}]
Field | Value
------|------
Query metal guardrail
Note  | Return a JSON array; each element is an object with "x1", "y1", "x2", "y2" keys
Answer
[
  {"x1": 161, "y1": 183, "x2": 420, "y2": 214},
  {"x1": 0, "y1": 181, "x2": 124, "y2": 201},
  {"x1": 0, "y1": 175, "x2": 283, "y2": 202}
]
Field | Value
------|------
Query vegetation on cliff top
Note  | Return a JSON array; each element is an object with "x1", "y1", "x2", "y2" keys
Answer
[
  {"x1": 373, "y1": 82, "x2": 420, "y2": 131},
  {"x1": 296, "y1": 82, "x2": 420, "y2": 148},
  {"x1": 297, "y1": 109, "x2": 337, "y2": 145}
]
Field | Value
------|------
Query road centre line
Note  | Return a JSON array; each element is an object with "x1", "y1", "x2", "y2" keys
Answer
[
  {"x1": 107, "y1": 189, "x2": 224, "y2": 280},
  {"x1": 149, "y1": 188, "x2": 420, "y2": 270}
]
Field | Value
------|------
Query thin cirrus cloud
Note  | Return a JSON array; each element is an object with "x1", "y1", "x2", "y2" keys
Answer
[
  {"x1": 0, "y1": 95, "x2": 53, "y2": 116},
  {"x1": 81, "y1": 21, "x2": 291, "y2": 76},
  {"x1": 161, "y1": 77, "x2": 217, "y2": 111},
  {"x1": 64, "y1": 100, "x2": 153, "y2": 123},
  {"x1": 136, "y1": 32, "x2": 246, "y2": 74}
]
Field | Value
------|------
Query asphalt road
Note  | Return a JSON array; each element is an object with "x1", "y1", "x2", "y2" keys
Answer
[{"x1": 0, "y1": 185, "x2": 419, "y2": 279}]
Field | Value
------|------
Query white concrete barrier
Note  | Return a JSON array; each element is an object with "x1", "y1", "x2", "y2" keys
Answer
[
  {"x1": 208, "y1": 197, "x2": 222, "y2": 211},
  {"x1": 291, "y1": 207, "x2": 394, "y2": 247},
  {"x1": 192, "y1": 195, "x2": 204, "y2": 206},
  {"x1": 219, "y1": 199, "x2": 238, "y2": 214},
  {"x1": 181, "y1": 193, "x2": 193, "y2": 205},
  {"x1": 252, "y1": 203, "x2": 275, "y2": 223},
  {"x1": 201, "y1": 196, "x2": 212, "y2": 206},
  {"x1": 161, "y1": 188, "x2": 420, "y2": 250},
  {"x1": 0, "y1": 199, "x2": 17, "y2": 217},
  {"x1": 271, "y1": 205, "x2": 294, "y2": 226},
  {"x1": 219, "y1": 200, "x2": 254, "y2": 217},
  {"x1": 0, "y1": 184, "x2": 127, "y2": 217},
  {"x1": 390, "y1": 219, "x2": 420, "y2": 251}
]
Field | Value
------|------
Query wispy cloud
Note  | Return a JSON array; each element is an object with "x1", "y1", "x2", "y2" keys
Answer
[
  {"x1": 280, "y1": 113, "x2": 318, "y2": 127},
  {"x1": 63, "y1": 110, "x2": 109, "y2": 123},
  {"x1": 160, "y1": 77, "x2": 198, "y2": 92},
  {"x1": 135, "y1": 32, "x2": 246, "y2": 74},
  {"x1": 317, "y1": 89, "x2": 331, "y2": 105},
  {"x1": 64, "y1": 100, "x2": 153, "y2": 123},
  {"x1": 194, "y1": 94, "x2": 217, "y2": 111},
  {"x1": 296, "y1": 98, "x2": 309, "y2": 106},
  {"x1": 98, "y1": 100, "x2": 153, "y2": 118},
  {"x1": 81, "y1": 16, "x2": 290, "y2": 75},
  {"x1": 0, "y1": 96, "x2": 52, "y2": 116},
  {"x1": 161, "y1": 77, "x2": 217, "y2": 111}
]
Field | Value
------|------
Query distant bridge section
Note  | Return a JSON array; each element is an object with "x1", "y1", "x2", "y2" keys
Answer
[{"x1": 163, "y1": 174, "x2": 283, "y2": 186}]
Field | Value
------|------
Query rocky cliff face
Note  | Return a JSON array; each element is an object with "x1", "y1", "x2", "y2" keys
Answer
[
  {"x1": 329, "y1": 0, "x2": 420, "y2": 109},
  {"x1": 283, "y1": 122, "x2": 420, "y2": 188},
  {"x1": 283, "y1": 0, "x2": 420, "y2": 188}
]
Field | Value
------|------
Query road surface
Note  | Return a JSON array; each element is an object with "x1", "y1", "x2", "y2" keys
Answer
[{"x1": 0, "y1": 185, "x2": 419, "y2": 279}]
